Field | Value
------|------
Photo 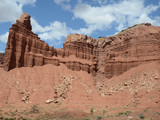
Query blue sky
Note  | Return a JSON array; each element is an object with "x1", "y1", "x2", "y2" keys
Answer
[{"x1": 0, "y1": 0, "x2": 160, "y2": 52}]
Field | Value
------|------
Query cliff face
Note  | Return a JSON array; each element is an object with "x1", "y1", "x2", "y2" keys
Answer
[
  {"x1": 3, "y1": 13, "x2": 56, "y2": 71},
  {"x1": 3, "y1": 13, "x2": 97, "y2": 75},
  {"x1": 95, "y1": 23, "x2": 160, "y2": 78},
  {"x1": 3, "y1": 13, "x2": 160, "y2": 79},
  {"x1": 0, "y1": 53, "x2": 4, "y2": 67}
]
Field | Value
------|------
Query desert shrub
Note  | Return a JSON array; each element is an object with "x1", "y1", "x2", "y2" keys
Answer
[
  {"x1": 4, "y1": 117, "x2": 16, "y2": 120},
  {"x1": 124, "y1": 111, "x2": 131, "y2": 116},
  {"x1": 90, "y1": 107, "x2": 94, "y2": 114},
  {"x1": 117, "y1": 111, "x2": 131, "y2": 116},
  {"x1": 102, "y1": 109, "x2": 107, "y2": 114},
  {"x1": 157, "y1": 112, "x2": 160, "y2": 115},
  {"x1": 82, "y1": 118, "x2": 90, "y2": 120},
  {"x1": 30, "y1": 104, "x2": 40, "y2": 113},
  {"x1": 0, "y1": 116, "x2": 4, "y2": 119},
  {"x1": 96, "y1": 116, "x2": 102, "y2": 120},
  {"x1": 138, "y1": 114, "x2": 145, "y2": 119}
]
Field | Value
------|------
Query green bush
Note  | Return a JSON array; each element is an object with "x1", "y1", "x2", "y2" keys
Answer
[
  {"x1": 156, "y1": 112, "x2": 160, "y2": 115},
  {"x1": 0, "y1": 116, "x2": 4, "y2": 119},
  {"x1": 90, "y1": 107, "x2": 94, "y2": 114},
  {"x1": 96, "y1": 116, "x2": 102, "y2": 120},
  {"x1": 30, "y1": 104, "x2": 40, "y2": 113},
  {"x1": 4, "y1": 117, "x2": 16, "y2": 120},
  {"x1": 138, "y1": 114, "x2": 145, "y2": 119},
  {"x1": 117, "y1": 111, "x2": 131, "y2": 116},
  {"x1": 82, "y1": 118, "x2": 90, "y2": 120}
]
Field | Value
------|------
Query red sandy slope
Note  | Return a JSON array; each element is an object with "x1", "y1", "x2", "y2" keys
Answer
[{"x1": 0, "y1": 62, "x2": 159, "y2": 112}]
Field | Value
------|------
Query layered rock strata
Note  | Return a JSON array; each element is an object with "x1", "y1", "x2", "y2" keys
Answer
[
  {"x1": 3, "y1": 13, "x2": 97, "y2": 75},
  {"x1": 3, "y1": 13, "x2": 160, "y2": 79},
  {"x1": 95, "y1": 23, "x2": 160, "y2": 78},
  {"x1": 0, "y1": 53, "x2": 4, "y2": 67}
]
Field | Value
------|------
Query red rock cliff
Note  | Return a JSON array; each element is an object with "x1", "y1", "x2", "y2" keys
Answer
[
  {"x1": 3, "y1": 13, "x2": 57, "y2": 71},
  {"x1": 3, "y1": 13, "x2": 97, "y2": 75},
  {"x1": 3, "y1": 13, "x2": 160, "y2": 79},
  {"x1": 95, "y1": 23, "x2": 160, "y2": 78}
]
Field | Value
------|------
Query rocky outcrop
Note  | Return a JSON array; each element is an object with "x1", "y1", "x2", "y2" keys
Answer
[
  {"x1": 95, "y1": 23, "x2": 160, "y2": 78},
  {"x1": 54, "y1": 75, "x2": 74, "y2": 103},
  {"x1": 19, "y1": 13, "x2": 32, "y2": 30},
  {"x1": 3, "y1": 13, "x2": 57, "y2": 71},
  {"x1": 63, "y1": 34, "x2": 96, "y2": 60},
  {"x1": 3, "y1": 13, "x2": 160, "y2": 79},
  {"x1": 0, "y1": 53, "x2": 4, "y2": 67},
  {"x1": 3, "y1": 13, "x2": 97, "y2": 75}
]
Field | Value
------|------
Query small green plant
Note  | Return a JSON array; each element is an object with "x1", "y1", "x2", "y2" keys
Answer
[
  {"x1": 82, "y1": 118, "x2": 90, "y2": 120},
  {"x1": 10, "y1": 111, "x2": 16, "y2": 117},
  {"x1": 106, "y1": 113, "x2": 114, "y2": 117},
  {"x1": 98, "y1": 36, "x2": 102, "y2": 39},
  {"x1": 144, "y1": 109, "x2": 148, "y2": 112},
  {"x1": 90, "y1": 107, "x2": 94, "y2": 114},
  {"x1": 96, "y1": 116, "x2": 102, "y2": 120},
  {"x1": 26, "y1": 118, "x2": 35, "y2": 120},
  {"x1": 102, "y1": 109, "x2": 107, "y2": 114},
  {"x1": 124, "y1": 111, "x2": 131, "y2": 116},
  {"x1": 118, "y1": 112, "x2": 124, "y2": 116},
  {"x1": 117, "y1": 111, "x2": 131, "y2": 116},
  {"x1": 0, "y1": 116, "x2": 4, "y2": 119},
  {"x1": 4, "y1": 117, "x2": 16, "y2": 120},
  {"x1": 156, "y1": 112, "x2": 160, "y2": 115},
  {"x1": 30, "y1": 104, "x2": 40, "y2": 113},
  {"x1": 138, "y1": 114, "x2": 145, "y2": 119}
]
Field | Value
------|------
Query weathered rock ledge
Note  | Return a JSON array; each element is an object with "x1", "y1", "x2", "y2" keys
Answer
[
  {"x1": 3, "y1": 13, "x2": 160, "y2": 78},
  {"x1": 3, "y1": 13, "x2": 97, "y2": 76}
]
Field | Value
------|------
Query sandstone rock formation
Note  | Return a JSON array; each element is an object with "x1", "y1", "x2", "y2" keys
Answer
[
  {"x1": 0, "y1": 53, "x2": 4, "y2": 67},
  {"x1": 1, "y1": 13, "x2": 160, "y2": 114},
  {"x1": 19, "y1": 13, "x2": 32, "y2": 30},
  {"x1": 3, "y1": 13, "x2": 97, "y2": 75},
  {"x1": 3, "y1": 13, "x2": 160, "y2": 79},
  {"x1": 95, "y1": 23, "x2": 160, "y2": 78}
]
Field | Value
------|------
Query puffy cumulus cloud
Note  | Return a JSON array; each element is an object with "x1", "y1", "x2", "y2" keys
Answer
[
  {"x1": 0, "y1": 0, "x2": 36, "y2": 22},
  {"x1": 31, "y1": 18, "x2": 70, "y2": 42},
  {"x1": 0, "y1": 17, "x2": 69, "y2": 47},
  {"x1": 0, "y1": 32, "x2": 9, "y2": 43},
  {"x1": 39, "y1": 21, "x2": 69, "y2": 41},
  {"x1": 73, "y1": 0, "x2": 160, "y2": 33},
  {"x1": 70, "y1": 24, "x2": 98, "y2": 35},
  {"x1": 31, "y1": 18, "x2": 46, "y2": 33},
  {"x1": 53, "y1": 0, "x2": 71, "y2": 10},
  {"x1": 31, "y1": 17, "x2": 96, "y2": 44}
]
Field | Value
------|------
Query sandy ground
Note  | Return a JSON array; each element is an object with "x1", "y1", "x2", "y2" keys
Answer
[{"x1": 0, "y1": 62, "x2": 160, "y2": 119}]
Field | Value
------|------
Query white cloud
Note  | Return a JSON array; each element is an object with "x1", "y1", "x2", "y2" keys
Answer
[
  {"x1": 1, "y1": 0, "x2": 160, "y2": 48},
  {"x1": 91, "y1": 0, "x2": 108, "y2": 5},
  {"x1": 73, "y1": 0, "x2": 160, "y2": 33},
  {"x1": 31, "y1": 18, "x2": 69, "y2": 42},
  {"x1": 31, "y1": 17, "x2": 99, "y2": 42},
  {"x1": 52, "y1": 0, "x2": 160, "y2": 36},
  {"x1": 39, "y1": 21, "x2": 69, "y2": 41},
  {"x1": 31, "y1": 18, "x2": 46, "y2": 33},
  {"x1": 53, "y1": 0, "x2": 71, "y2": 10},
  {"x1": 70, "y1": 25, "x2": 98, "y2": 35},
  {"x1": 31, "y1": 17, "x2": 95, "y2": 44},
  {"x1": 0, "y1": 0, "x2": 36, "y2": 23},
  {"x1": 15, "y1": 0, "x2": 36, "y2": 5},
  {"x1": 54, "y1": 0, "x2": 70, "y2": 4},
  {"x1": 0, "y1": 32, "x2": 9, "y2": 43}
]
